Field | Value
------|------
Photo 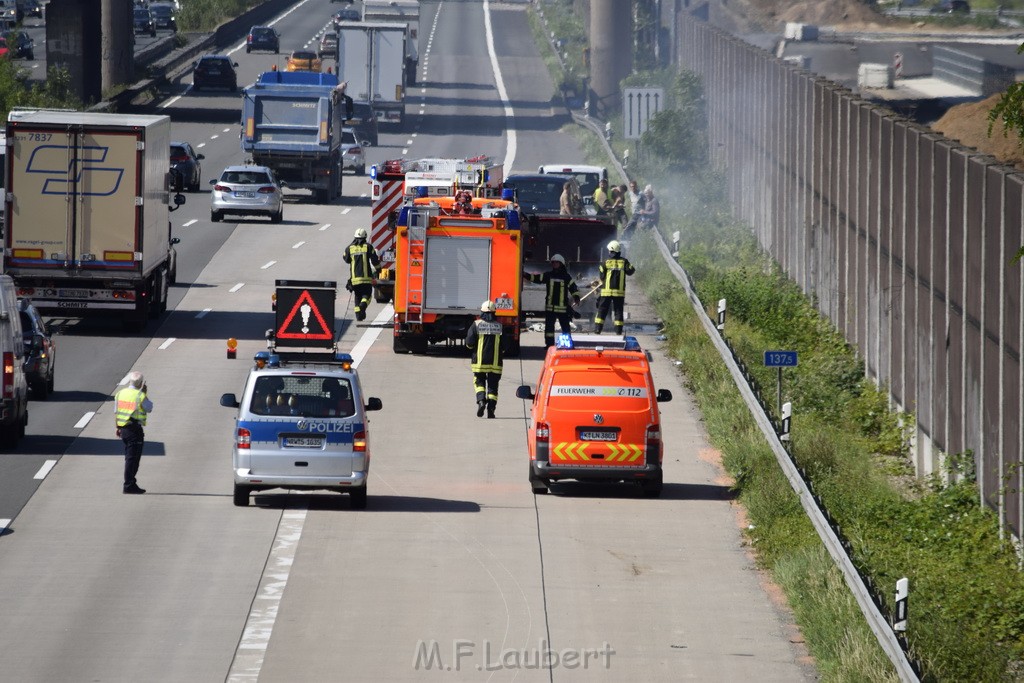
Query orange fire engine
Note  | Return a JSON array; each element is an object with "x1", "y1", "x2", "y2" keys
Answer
[{"x1": 392, "y1": 195, "x2": 523, "y2": 355}]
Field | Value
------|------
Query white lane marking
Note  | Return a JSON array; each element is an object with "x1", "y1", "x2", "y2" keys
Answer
[
  {"x1": 228, "y1": 511, "x2": 308, "y2": 680},
  {"x1": 33, "y1": 460, "x2": 57, "y2": 480},
  {"x1": 183, "y1": 219, "x2": 198, "y2": 227},
  {"x1": 319, "y1": 223, "x2": 331, "y2": 231},
  {"x1": 420, "y1": 88, "x2": 426, "y2": 94},
  {"x1": 196, "y1": 308, "x2": 212, "y2": 319},
  {"x1": 230, "y1": 283, "x2": 245, "y2": 293},
  {"x1": 211, "y1": 134, "x2": 219, "y2": 140},
  {"x1": 418, "y1": 109, "x2": 425, "y2": 115},
  {"x1": 261, "y1": 260, "x2": 277, "y2": 269},
  {"x1": 223, "y1": 128, "x2": 231, "y2": 133},
  {"x1": 402, "y1": 148, "x2": 408, "y2": 155},
  {"x1": 406, "y1": 139, "x2": 413, "y2": 145},
  {"x1": 350, "y1": 305, "x2": 393, "y2": 364},
  {"x1": 160, "y1": 95, "x2": 182, "y2": 109},
  {"x1": 197, "y1": 142, "x2": 206, "y2": 148},
  {"x1": 74, "y1": 412, "x2": 95, "y2": 429},
  {"x1": 412, "y1": 133, "x2": 418, "y2": 137},
  {"x1": 158, "y1": 338, "x2": 176, "y2": 350},
  {"x1": 484, "y1": 0, "x2": 516, "y2": 171},
  {"x1": 0, "y1": 519, "x2": 9, "y2": 534},
  {"x1": 292, "y1": 241, "x2": 305, "y2": 249},
  {"x1": 341, "y1": 208, "x2": 351, "y2": 215},
  {"x1": 359, "y1": 193, "x2": 367, "y2": 198}
]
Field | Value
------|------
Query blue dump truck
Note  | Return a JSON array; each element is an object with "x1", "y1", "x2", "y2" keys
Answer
[{"x1": 241, "y1": 71, "x2": 354, "y2": 203}]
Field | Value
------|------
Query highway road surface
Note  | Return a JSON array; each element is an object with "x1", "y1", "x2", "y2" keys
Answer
[{"x1": 0, "y1": 1, "x2": 818, "y2": 680}]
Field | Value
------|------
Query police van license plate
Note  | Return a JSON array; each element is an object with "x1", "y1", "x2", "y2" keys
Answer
[
  {"x1": 580, "y1": 430, "x2": 616, "y2": 441},
  {"x1": 494, "y1": 296, "x2": 514, "y2": 310},
  {"x1": 283, "y1": 436, "x2": 324, "y2": 448}
]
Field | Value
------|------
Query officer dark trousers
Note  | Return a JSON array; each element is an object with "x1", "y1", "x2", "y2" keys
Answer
[
  {"x1": 120, "y1": 421, "x2": 145, "y2": 491},
  {"x1": 474, "y1": 372, "x2": 500, "y2": 419},
  {"x1": 543, "y1": 311, "x2": 573, "y2": 347},
  {"x1": 594, "y1": 296, "x2": 625, "y2": 335},
  {"x1": 353, "y1": 283, "x2": 373, "y2": 321}
]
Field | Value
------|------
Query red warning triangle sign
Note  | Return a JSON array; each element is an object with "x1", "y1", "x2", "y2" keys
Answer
[{"x1": 277, "y1": 289, "x2": 333, "y2": 340}]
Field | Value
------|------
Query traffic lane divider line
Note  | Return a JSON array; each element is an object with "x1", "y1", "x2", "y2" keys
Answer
[
  {"x1": 319, "y1": 223, "x2": 331, "y2": 231},
  {"x1": 261, "y1": 261, "x2": 277, "y2": 269},
  {"x1": 230, "y1": 283, "x2": 245, "y2": 293},
  {"x1": 292, "y1": 241, "x2": 305, "y2": 249},
  {"x1": 33, "y1": 460, "x2": 57, "y2": 480},
  {"x1": 196, "y1": 308, "x2": 211, "y2": 319},
  {"x1": 341, "y1": 209, "x2": 351, "y2": 215},
  {"x1": 183, "y1": 219, "x2": 197, "y2": 227},
  {"x1": 158, "y1": 338, "x2": 176, "y2": 350},
  {"x1": 0, "y1": 518, "x2": 9, "y2": 534},
  {"x1": 74, "y1": 412, "x2": 95, "y2": 429}
]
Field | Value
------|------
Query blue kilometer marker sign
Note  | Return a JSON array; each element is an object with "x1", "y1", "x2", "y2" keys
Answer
[{"x1": 764, "y1": 351, "x2": 798, "y2": 367}]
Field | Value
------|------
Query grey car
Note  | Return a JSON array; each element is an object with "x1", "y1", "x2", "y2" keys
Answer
[
  {"x1": 341, "y1": 128, "x2": 365, "y2": 175},
  {"x1": 210, "y1": 165, "x2": 284, "y2": 223}
]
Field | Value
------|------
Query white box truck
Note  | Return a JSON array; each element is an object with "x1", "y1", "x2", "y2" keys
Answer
[
  {"x1": 361, "y1": 0, "x2": 419, "y2": 85},
  {"x1": 4, "y1": 111, "x2": 183, "y2": 331},
  {"x1": 336, "y1": 21, "x2": 408, "y2": 126}
]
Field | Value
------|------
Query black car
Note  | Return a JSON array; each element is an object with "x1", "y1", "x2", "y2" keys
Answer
[
  {"x1": 931, "y1": 0, "x2": 970, "y2": 12},
  {"x1": 15, "y1": 0, "x2": 41, "y2": 20},
  {"x1": 246, "y1": 25, "x2": 279, "y2": 54},
  {"x1": 19, "y1": 300, "x2": 55, "y2": 398},
  {"x1": 333, "y1": 7, "x2": 360, "y2": 28},
  {"x1": 170, "y1": 141, "x2": 204, "y2": 192},
  {"x1": 503, "y1": 173, "x2": 580, "y2": 215},
  {"x1": 149, "y1": 3, "x2": 177, "y2": 31},
  {"x1": 192, "y1": 55, "x2": 238, "y2": 92},
  {"x1": 133, "y1": 7, "x2": 157, "y2": 37},
  {"x1": 347, "y1": 101, "x2": 379, "y2": 146}
]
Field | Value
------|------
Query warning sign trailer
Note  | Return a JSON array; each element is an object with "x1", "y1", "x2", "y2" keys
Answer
[{"x1": 269, "y1": 280, "x2": 338, "y2": 359}]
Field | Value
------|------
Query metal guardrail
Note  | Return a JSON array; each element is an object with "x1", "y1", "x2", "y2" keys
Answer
[{"x1": 571, "y1": 110, "x2": 922, "y2": 682}]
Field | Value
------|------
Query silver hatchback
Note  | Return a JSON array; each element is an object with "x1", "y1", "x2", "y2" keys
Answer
[{"x1": 210, "y1": 165, "x2": 284, "y2": 223}]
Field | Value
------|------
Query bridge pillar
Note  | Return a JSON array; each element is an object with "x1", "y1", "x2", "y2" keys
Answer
[
  {"x1": 589, "y1": 0, "x2": 632, "y2": 119},
  {"x1": 47, "y1": 0, "x2": 132, "y2": 104}
]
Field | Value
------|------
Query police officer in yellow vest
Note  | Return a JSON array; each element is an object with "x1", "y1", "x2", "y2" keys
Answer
[
  {"x1": 114, "y1": 371, "x2": 154, "y2": 494},
  {"x1": 466, "y1": 300, "x2": 504, "y2": 419},
  {"x1": 594, "y1": 240, "x2": 636, "y2": 335},
  {"x1": 343, "y1": 228, "x2": 381, "y2": 322}
]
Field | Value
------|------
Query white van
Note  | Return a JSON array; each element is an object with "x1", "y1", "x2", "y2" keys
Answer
[
  {"x1": 537, "y1": 164, "x2": 608, "y2": 201},
  {"x1": 0, "y1": 274, "x2": 29, "y2": 448}
]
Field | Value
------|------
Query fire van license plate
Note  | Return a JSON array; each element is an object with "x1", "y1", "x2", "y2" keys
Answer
[
  {"x1": 283, "y1": 436, "x2": 324, "y2": 448},
  {"x1": 580, "y1": 431, "x2": 616, "y2": 441},
  {"x1": 494, "y1": 297, "x2": 514, "y2": 310}
]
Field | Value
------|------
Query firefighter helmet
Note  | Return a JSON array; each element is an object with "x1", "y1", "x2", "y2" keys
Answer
[
  {"x1": 607, "y1": 240, "x2": 622, "y2": 253},
  {"x1": 550, "y1": 254, "x2": 566, "y2": 265},
  {"x1": 354, "y1": 228, "x2": 367, "y2": 239},
  {"x1": 480, "y1": 300, "x2": 496, "y2": 313}
]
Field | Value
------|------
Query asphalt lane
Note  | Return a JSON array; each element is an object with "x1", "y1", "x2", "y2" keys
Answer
[{"x1": 0, "y1": 1, "x2": 817, "y2": 680}]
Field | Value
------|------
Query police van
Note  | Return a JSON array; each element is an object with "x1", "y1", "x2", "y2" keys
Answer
[
  {"x1": 220, "y1": 350, "x2": 383, "y2": 508},
  {"x1": 516, "y1": 334, "x2": 671, "y2": 497}
]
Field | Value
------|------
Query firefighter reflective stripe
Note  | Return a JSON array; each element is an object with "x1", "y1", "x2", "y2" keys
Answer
[
  {"x1": 114, "y1": 387, "x2": 148, "y2": 427},
  {"x1": 526, "y1": 271, "x2": 579, "y2": 312},
  {"x1": 551, "y1": 442, "x2": 644, "y2": 462},
  {"x1": 599, "y1": 257, "x2": 634, "y2": 297},
  {"x1": 470, "y1": 320, "x2": 503, "y2": 374},
  {"x1": 345, "y1": 243, "x2": 378, "y2": 285}
]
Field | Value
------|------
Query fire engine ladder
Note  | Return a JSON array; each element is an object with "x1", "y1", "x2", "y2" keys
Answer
[{"x1": 404, "y1": 216, "x2": 428, "y2": 324}]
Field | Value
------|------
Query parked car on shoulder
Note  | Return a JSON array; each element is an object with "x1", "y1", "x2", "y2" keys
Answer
[
  {"x1": 133, "y1": 7, "x2": 156, "y2": 37},
  {"x1": 286, "y1": 49, "x2": 322, "y2": 73},
  {"x1": 192, "y1": 55, "x2": 238, "y2": 92},
  {"x1": 930, "y1": 0, "x2": 970, "y2": 12},
  {"x1": 210, "y1": 165, "x2": 284, "y2": 223},
  {"x1": 246, "y1": 25, "x2": 280, "y2": 53},
  {"x1": 0, "y1": 31, "x2": 33, "y2": 60},
  {"x1": 15, "y1": 0, "x2": 40, "y2": 19},
  {"x1": 170, "y1": 141, "x2": 204, "y2": 192},
  {"x1": 18, "y1": 299, "x2": 54, "y2": 398}
]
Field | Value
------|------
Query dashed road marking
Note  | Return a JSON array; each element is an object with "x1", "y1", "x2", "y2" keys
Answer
[
  {"x1": 292, "y1": 241, "x2": 305, "y2": 249},
  {"x1": 261, "y1": 261, "x2": 277, "y2": 269},
  {"x1": 74, "y1": 412, "x2": 95, "y2": 429},
  {"x1": 196, "y1": 308, "x2": 212, "y2": 319},
  {"x1": 183, "y1": 219, "x2": 198, "y2": 227},
  {"x1": 33, "y1": 460, "x2": 57, "y2": 480},
  {"x1": 158, "y1": 338, "x2": 176, "y2": 350},
  {"x1": 230, "y1": 283, "x2": 245, "y2": 293}
]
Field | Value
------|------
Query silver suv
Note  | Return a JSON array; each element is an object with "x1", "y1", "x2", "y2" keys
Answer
[{"x1": 220, "y1": 352, "x2": 383, "y2": 508}]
